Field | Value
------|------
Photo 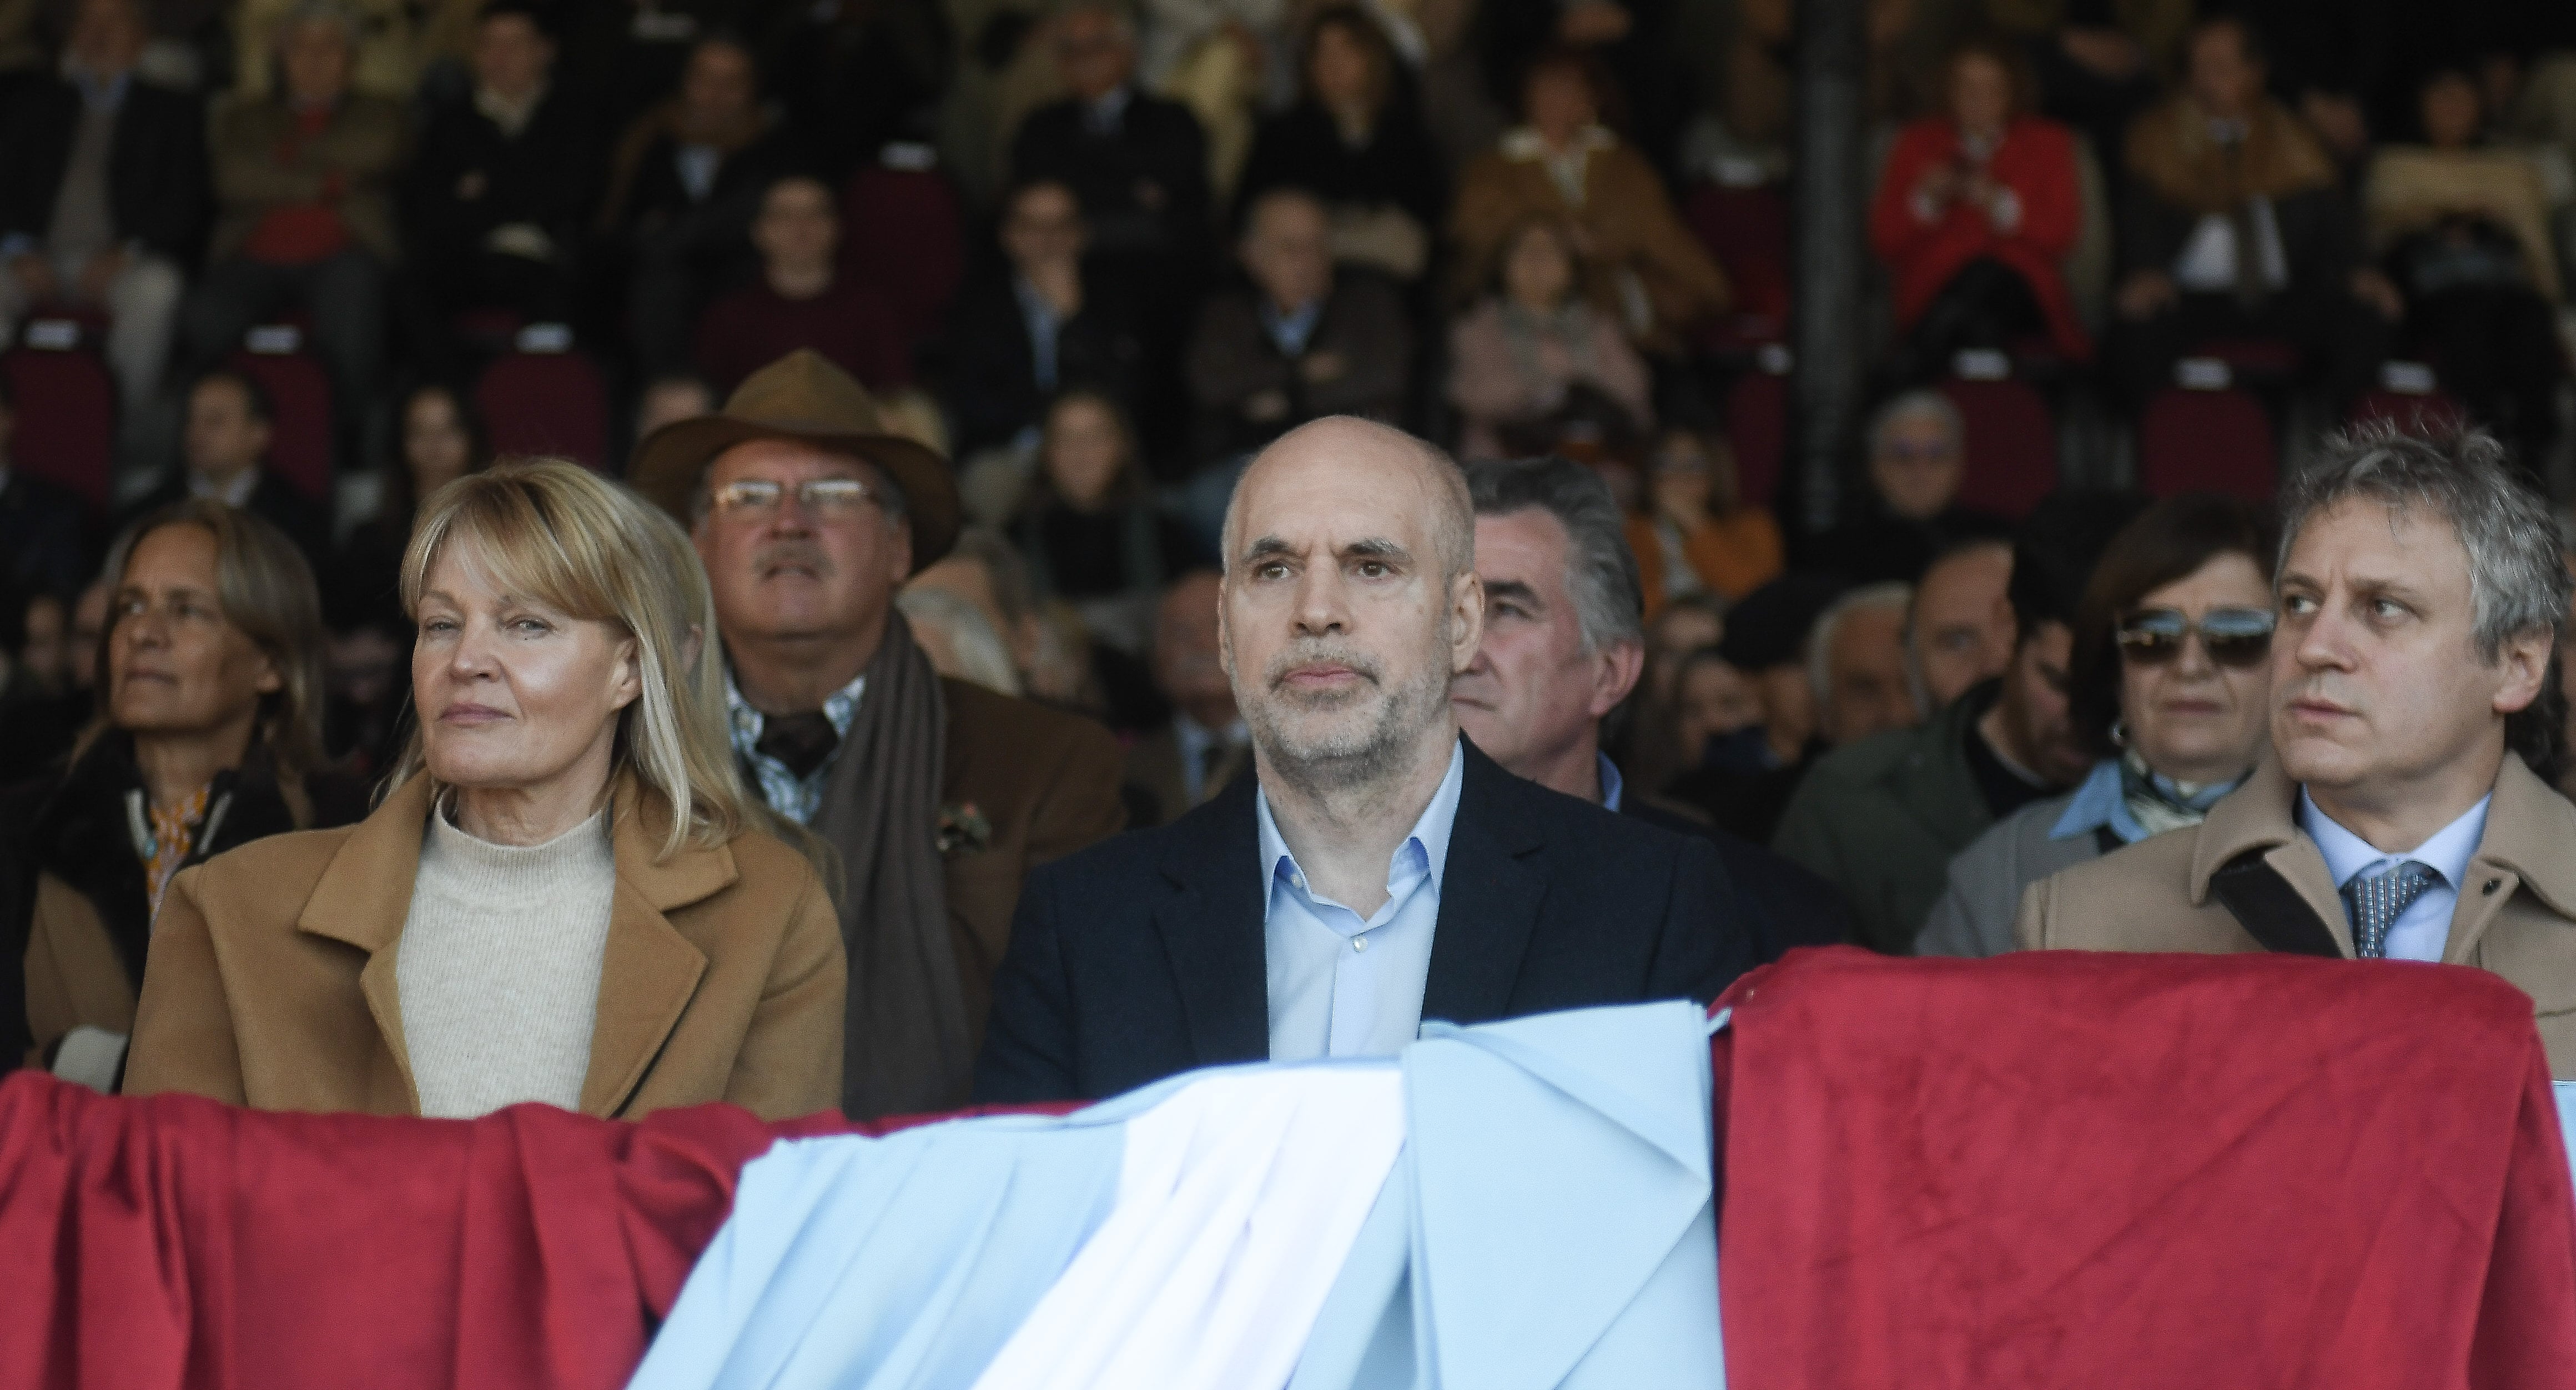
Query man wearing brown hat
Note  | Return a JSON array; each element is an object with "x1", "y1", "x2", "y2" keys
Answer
[{"x1": 634, "y1": 349, "x2": 1126, "y2": 1120}]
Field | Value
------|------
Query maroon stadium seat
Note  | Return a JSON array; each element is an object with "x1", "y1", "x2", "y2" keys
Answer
[
  {"x1": 1683, "y1": 182, "x2": 1790, "y2": 325},
  {"x1": 841, "y1": 160, "x2": 966, "y2": 351},
  {"x1": 1, "y1": 344, "x2": 115, "y2": 509},
  {"x1": 227, "y1": 347, "x2": 333, "y2": 501},
  {"x1": 2350, "y1": 389, "x2": 2467, "y2": 435},
  {"x1": 476, "y1": 348, "x2": 609, "y2": 471},
  {"x1": 2139, "y1": 387, "x2": 2275, "y2": 500},
  {"x1": 1940, "y1": 377, "x2": 2056, "y2": 519},
  {"x1": 1724, "y1": 368, "x2": 1785, "y2": 509}
]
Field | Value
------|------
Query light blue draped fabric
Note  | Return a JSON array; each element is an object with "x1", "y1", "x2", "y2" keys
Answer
[
  {"x1": 2555, "y1": 1082, "x2": 2576, "y2": 1192},
  {"x1": 627, "y1": 1000, "x2": 1724, "y2": 1390},
  {"x1": 1291, "y1": 1000, "x2": 1725, "y2": 1390}
]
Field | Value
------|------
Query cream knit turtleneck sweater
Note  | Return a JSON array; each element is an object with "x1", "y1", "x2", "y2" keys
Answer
[{"x1": 395, "y1": 805, "x2": 616, "y2": 1118}]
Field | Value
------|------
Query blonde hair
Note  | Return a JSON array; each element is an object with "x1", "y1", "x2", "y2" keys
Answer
[
  {"x1": 79, "y1": 499, "x2": 329, "y2": 823},
  {"x1": 388, "y1": 458, "x2": 757, "y2": 860}
]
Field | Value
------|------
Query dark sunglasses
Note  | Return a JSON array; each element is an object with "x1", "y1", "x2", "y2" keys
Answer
[{"x1": 2115, "y1": 606, "x2": 2275, "y2": 668}]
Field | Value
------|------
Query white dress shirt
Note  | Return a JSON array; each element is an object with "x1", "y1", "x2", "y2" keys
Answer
[
  {"x1": 1258, "y1": 741, "x2": 1464, "y2": 1061},
  {"x1": 2298, "y1": 790, "x2": 2492, "y2": 963}
]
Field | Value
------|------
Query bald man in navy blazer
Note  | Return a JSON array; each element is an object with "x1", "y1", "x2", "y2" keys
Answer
[{"x1": 974, "y1": 418, "x2": 1749, "y2": 1103}]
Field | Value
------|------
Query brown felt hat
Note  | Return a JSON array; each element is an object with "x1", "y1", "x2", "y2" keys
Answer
[{"x1": 628, "y1": 350, "x2": 958, "y2": 573}]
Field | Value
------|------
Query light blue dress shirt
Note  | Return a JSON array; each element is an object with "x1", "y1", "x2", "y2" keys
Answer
[
  {"x1": 1260, "y1": 741, "x2": 1465, "y2": 1061},
  {"x1": 1260, "y1": 298, "x2": 1325, "y2": 357},
  {"x1": 2049, "y1": 759, "x2": 2151, "y2": 845},
  {"x1": 2298, "y1": 790, "x2": 2491, "y2": 964},
  {"x1": 1598, "y1": 753, "x2": 1626, "y2": 812}
]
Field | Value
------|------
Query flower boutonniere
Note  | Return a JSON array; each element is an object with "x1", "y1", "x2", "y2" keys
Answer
[{"x1": 937, "y1": 802, "x2": 993, "y2": 858}]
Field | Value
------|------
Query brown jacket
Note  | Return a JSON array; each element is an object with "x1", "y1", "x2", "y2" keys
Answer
[
  {"x1": 1448, "y1": 131, "x2": 1730, "y2": 354},
  {"x1": 208, "y1": 92, "x2": 409, "y2": 263},
  {"x1": 2016, "y1": 754, "x2": 2576, "y2": 1076},
  {"x1": 928, "y1": 678, "x2": 1128, "y2": 1047},
  {"x1": 124, "y1": 773, "x2": 844, "y2": 1119}
]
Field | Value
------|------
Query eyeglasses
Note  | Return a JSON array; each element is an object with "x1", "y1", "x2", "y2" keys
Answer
[
  {"x1": 707, "y1": 477, "x2": 881, "y2": 518},
  {"x1": 2115, "y1": 606, "x2": 2275, "y2": 668}
]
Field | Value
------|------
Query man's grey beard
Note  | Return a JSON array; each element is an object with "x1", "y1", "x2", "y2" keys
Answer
[{"x1": 1246, "y1": 640, "x2": 1453, "y2": 797}]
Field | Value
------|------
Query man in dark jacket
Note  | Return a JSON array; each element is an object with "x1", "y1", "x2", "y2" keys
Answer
[
  {"x1": 930, "y1": 178, "x2": 1144, "y2": 459},
  {"x1": 401, "y1": 0, "x2": 596, "y2": 363},
  {"x1": 0, "y1": 0, "x2": 207, "y2": 417},
  {"x1": 974, "y1": 417, "x2": 1746, "y2": 1105},
  {"x1": 1184, "y1": 188, "x2": 1412, "y2": 464},
  {"x1": 120, "y1": 370, "x2": 329, "y2": 571},
  {"x1": 1451, "y1": 455, "x2": 1850, "y2": 962}
]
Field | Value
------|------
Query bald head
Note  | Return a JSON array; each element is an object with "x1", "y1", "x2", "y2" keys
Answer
[
  {"x1": 1217, "y1": 416, "x2": 1485, "y2": 798},
  {"x1": 1222, "y1": 417, "x2": 1475, "y2": 586}
]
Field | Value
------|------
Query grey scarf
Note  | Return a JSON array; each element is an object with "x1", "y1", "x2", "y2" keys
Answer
[{"x1": 809, "y1": 611, "x2": 966, "y2": 1118}]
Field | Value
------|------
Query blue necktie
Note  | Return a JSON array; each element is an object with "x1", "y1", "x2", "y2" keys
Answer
[{"x1": 2340, "y1": 861, "x2": 2440, "y2": 959}]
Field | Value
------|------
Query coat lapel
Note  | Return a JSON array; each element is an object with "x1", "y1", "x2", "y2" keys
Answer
[
  {"x1": 1151, "y1": 774, "x2": 1270, "y2": 1067},
  {"x1": 2188, "y1": 756, "x2": 2356, "y2": 957},
  {"x1": 1419, "y1": 744, "x2": 1546, "y2": 1027},
  {"x1": 2443, "y1": 754, "x2": 2576, "y2": 967},
  {"x1": 296, "y1": 775, "x2": 439, "y2": 1108},
  {"x1": 577, "y1": 781, "x2": 729, "y2": 1117}
]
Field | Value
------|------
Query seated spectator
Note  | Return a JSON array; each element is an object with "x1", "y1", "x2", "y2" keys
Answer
[
  {"x1": 180, "y1": 2, "x2": 404, "y2": 452},
  {"x1": 1454, "y1": 454, "x2": 1850, "y2": 961},
  {"x1": 561, "y1": 0, "x2": 724, "y2": 143},
  {"x1": 1809, "y1": 581, "x2": 1922, "y2": 748},
  {"x1": 1186, "y1": 186, "x2": 1413, "y2": 461},
  {"x1": 1138, "y1": 0, "x2": 1291, "y2": 198},
  {"x1": 0, "y1": 0, "x2": 204, "y2": 426},
  {"x1": 1774, "y1": 490, "x2": 2141, "y2": 952},
  {"x1": 0, "y1": 500, "x2": 364, "y2": 1087},
  {"x1": 1123, "y1": 569, "x2": 1245, "y2": 827},
  {"x1": 1668, "y1": 644, "x2": 1767, "y2": 774},
  {"x1": 630, "y1": 372, "x2": 715, "y2": 458},
  {"x1": 597, "y1": 35, "x2": 803, "y2": 377},
  {"x1": 0, "y1": 580, "x2": 82, "y2": 784},
  {"x1": 230, "y1": 0, "x2": 451, "y2": 101},
  {"x1": 2106, "y1": 16, "x2": 2396, "y2": 412},
  {"x1": 1450, "y1": 45, "x2": 1728, "y2": 355},
  {"x1": 327, "y1": 380, "x2": 486, "y2": 639},
  {"x1": 758, "y1": 0, "x2": 946, "y2": 186},
  {"x1": 1616, "y1": 587, "x2": 1725, "y2": 789},
  {"x1": 693, "y1": 175, "x2": 909, "y2": 393},
  {"x1": 1009, "y1": 1, "x2": 1213, "y2": 325},
  {"x1": 122, "y1": 370, "x2": 330, "y2": 569},
  {"x1": 401, "y1": 0, "x2": 595, "y2": 362},
  {"x1": 125, "y1": 460, "x2": 846, "y2": 1118},
  {"x1": 1869, "y1": 36, "x2": 2090, "y2": 382},
  {"x1": 1447, "y1": 214, "x2": 1652, "y2": 461},
  {"x1": 1920, "y1": 493, "x2": 2275, "y2": 958},
  {"x1": 1235, "y1": 6, "x2": 1446, "y2": 283},
  {"x1": 1660, "y1": 573, "x2": 1844, "y2": 843},
  {"x1": 2017, "y1": 427, "x2": 2576, "y2": 1075},
  {"x1": 1988, "y1": 0, "x2": 2179, "y2": 177},
  {"x1": 1625, "y1": 424, "x2": 1781, "y2": 616},
  {"x1": 1643, "y1": 588, "x2": 1723, "y2": 706},
  {"x1": 1800, "y1": 390, "x2": 2011, "y2": 585},
  {"x1": 0, "y1": 379, "x2": 96, "y2": 601},
  {"x1": 1907, "y1": 538, "x2": 2015, "y2": 707},
  {"x1": 1012, "y1": 390, "x2": 1202, "y2": 655},
  {"x1": 2365, "y1": 67, "x2": 2567, "y2": 466},
  {"x1": 933, "y1": 179, "x2": 1144, "y2": 462}
]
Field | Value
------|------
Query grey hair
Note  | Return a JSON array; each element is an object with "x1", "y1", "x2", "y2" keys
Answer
[
  {"x1": 2278, "y1": 422, "x2": 2568, "y2": 660},
  {"x1": 1809, "y1": 581, "x2": 1918, "y2": 715},
  {"x1": 2279, "y1": 421, "x2": 2569, "y2": 772},
  {"x1": 1868, "y1": 389, "x2": 1963, "y2": 461},
  {"x1": 1463, "y1": 455, "x2": 1643, "y2": 655}
]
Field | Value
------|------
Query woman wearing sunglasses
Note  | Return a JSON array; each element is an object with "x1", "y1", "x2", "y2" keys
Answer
[{"x1": 1917, "y1": 494, "x2": 2278, "y2": 957}]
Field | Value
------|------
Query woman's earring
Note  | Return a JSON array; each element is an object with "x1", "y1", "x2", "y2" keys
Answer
[{"x1": 2109, "y1": 719, "x2": 2129, "y2": 748}]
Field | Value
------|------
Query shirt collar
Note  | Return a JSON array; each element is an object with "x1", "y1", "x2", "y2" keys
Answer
[
  {"x1": 190, "y1": 468, "x2": 260, "y2": 510},
  {"x1": 2297, "y1": 789, "x2": 2491, "y2": 891},
  {"x1": 1259, "y1": 297, "x2": 1324, "y2": 354},
  {"x1": 1256, "y1": 738, "x2": 1466, "y2": 900},
  {"x1": 1596, "y1": 751, "x2": 1624, "y2": 812},
  {"x1": 722, "y1": 663, "x2": 869, "y2": 742},
  {"x1": 1085, "y1": 85, "x2": 1132, "y2": 133},
  {"x1": 1499, "y1": 124, "x2": 1616, "y2": 161},
  {"x1": 2050, "y1": 759, "x2": 2140, "y2": 842},
  {"x1": 65, "y1": 64, "x2": 130, "y2": 112}
]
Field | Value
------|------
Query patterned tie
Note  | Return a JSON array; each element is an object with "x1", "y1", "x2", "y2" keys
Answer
[
  {"x1": 754, "y1": 711, "x2": 841, "y2": 780},
  {"x1": 2340, "y1": 861, "x2": 2441, "y2": 960}
]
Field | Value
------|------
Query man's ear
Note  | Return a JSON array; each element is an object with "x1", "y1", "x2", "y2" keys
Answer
[
  {"x1": 1589, "y1": 639, "x2": 1645, "y2": 719},
  {"x1": 1447, "y1": 570, "x2": 1486, "y2": 674},
  {"x1": 2492, "y1": 626, "x2": 2554, "y2": 716}
]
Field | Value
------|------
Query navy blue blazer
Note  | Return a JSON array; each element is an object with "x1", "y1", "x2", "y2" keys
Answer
[{"x1": 972, "y1": 738, "x2": 1753, "y2": 1103}]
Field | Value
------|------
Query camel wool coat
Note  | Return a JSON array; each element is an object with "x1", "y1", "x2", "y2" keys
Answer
[
  {"x1": 2016, "y1": 752, "x2": 2576, "y2": 1078},
  {"x1": 125, "y1": 772, "x2": 844, "y2": 1120}
]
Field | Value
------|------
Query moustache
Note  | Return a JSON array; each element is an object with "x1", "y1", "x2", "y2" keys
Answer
[
  {"x1": 753, "y1": 540, "x2": 833, "y2": 578},
  {"x1": 1265, "y1": 644, "x2": 1383, "y2": 691}
]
